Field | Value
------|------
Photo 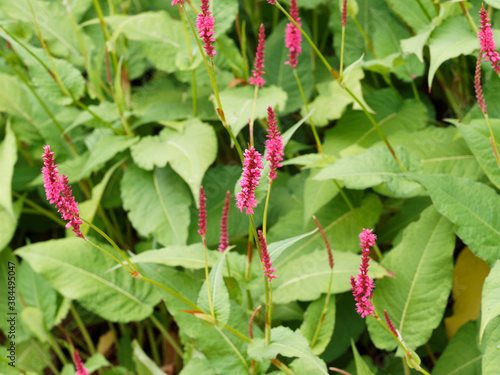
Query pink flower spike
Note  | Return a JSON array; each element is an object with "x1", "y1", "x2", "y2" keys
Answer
[
  {"x1": 475, "y1": 53, "x2": 487, "y2": 114},
  {"x1": 171, "y1": 0, "x2": 185, "y2": 5},
  {"x1": 198, "y1": 186, "x2": 207, "y2": 238},
  {"x1": 284, "y1": 0, "x2": 302, "y2": 69},
  {"x1": 196, "y1": 0, "x2": 216, "y2": 58},
  {"x1": 267, "y1": 0, "x2": 276, "y2": 4},
  {"x1": 249, "y1": 24, "x2": 266, "y2": 87},
  {"x1": 258, "y1": 230, "x2": 277, "y2": 282},
  {"x1": 73, "y1": 350, "x2": 88, "y2": 375},
  {"x1": 478, "y1": 4, "x2": 500, "y2": 73},
  {"x1": 350, "y1": 228, "x2": 376, "y2": 318},
  {"x1": 265, "y1": 107, "x2": 284, "y2": 181},
  {"x1": 42, "y1": 145, "x2": 83, "y2": 238},
  {"x1": 384, "y1": 310, "x2": 397, "y2": 337},
  {"x1": 218, "y1": 191, "x2": 230, "y2": 252},
  {"x1": 236, "y1": 146, "x2": 263, "y2": 215},
  {"x1": 341, "y1": 0, "x2": 348, "y2": 27}
]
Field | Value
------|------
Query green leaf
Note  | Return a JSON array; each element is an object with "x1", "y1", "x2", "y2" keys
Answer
[
  {"x1": 21, "y1": 307, "x2": 50, "y2": 343},
  {"x1": 454, "y1": 119, "x2": 500, "y2": 189},
  {"x1": 197, "y1": 248, "x2": 231, "y2": 326},
  {"x1": 351, "y1": 340, "x2": 376, "y2": 375},
  {"x1": 84, "y1": 353, "x2": 111, "y2": 373},
  {"x1": 179, "y1": 358, "x2": 216, "y2": 375},
  {"x1": 314, "y1": 146, "x2": 425, "y2": 198},
  {"x1": 0, "y1": 73, "x2": 35, "y2": 119},
  {"x1": 121, "y1": 165, "x2": 191, "y2": 246},
  {"x1": 412, "y1": 174, "x2": 500, "y2": 266},
  {"x1": 480, "y1": 260, "x2": 500, "y2": 342},
  {"x1": 268, "y1": 228, "x2": 318, "y2": 263},
  {"x1": 300, "y1": 295, "x2": 336, "y2": 355},
  {"x1": 265, "y1": 19, "x2": 313, "y2": 113},
  {"x1": 132, "y1": 340, "x2": 164, "y2": 375},
  {"x1": 427, "y1": 16, "x2": 477, "y2": 88},
  {"x1": 482, "y1": 317, "x2": 500, "y2": 374},
  {"x1": 305, "y1": 55, "x2": 373, "y2": 126},
  {"x1": 432, "y1": 322, "x2": 482, "y2": 375},
  {"x1": 131, "y1": 119, "x2": 217, "y2": 204},
  {"x1": 0, "y1": 122, "x2": 18, "y2": 251},
  {"x1": 303, "y1": 171, "x2": 340, "y2": 225},
  {"x1": 366, "y1": 206, "x2": 455, "y2": 352},
  {"x1": 385, "y1": 0, "x2": 437, "y2": 32},
  {"x1": 272, "y1": 250, "x2": 390, "y2": 304},
  {"x1": 216, "y1": 85, "x2": 287, "y2": 138},
  {"x1": 211, "y1": 0, "x2": 238, "y2": 37},
  {"x1": 0, "y1": 346, "x2": 22, "y2": 374},
  {"x1": 16, "y1": 238, "x2": 161, "y2": 322},
  {"x1": 248, "y1": 326, "x2": 328, "y2": 374},
  {"x1": 130, "y1": 244, "x2": 218, "y2": 270}
]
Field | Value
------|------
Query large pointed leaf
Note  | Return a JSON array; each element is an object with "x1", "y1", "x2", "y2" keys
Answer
[
  {"x1": 131, "y1": 119, "x2": 217, "y2": 204},
  {"x1": 300, "y1": 294, "x2": 336, "y2": 355},
  {"x1": 132, "y1": 340, "x2": 164, "y2": 375},
  {"x1": 480, "y1": 260, "x2": 500, "y2": 342},
  {"x1": 482, "y1": 317, "x2": 500, "y2": 374},
  {"x1": 303, "y1": 171, "x2": 340, "y2": 225},
  {"x1": 385, "y1": 0, "x2": 437, "y2": 32},
  {"x1": 268, "y1": 228, "x2": 318, "y2": 263},
  {"x1": 413, "y1": 174, "x2": 500, "y2": 266},
  {"x1": 314, "y1": 146, "x2": 424, "y2": 198},
  {"x1": 16, "y1": 238, "x2": 161, "y2": 322},
  {"x1": 351, "y1": 340, "x2": 376, "y2": 375},
  {"x1": 121, "y1": 165, "x2": 191, "y2": 246},
  {"x1": 366, "y1": 206, "x2": 455, "y2": 352},
  {"x1": 197, "y1": 248, "x2": 231, "y2": 326},
  {"x1": 248, "y1": 326, "x2": 328, "y2": 374}
]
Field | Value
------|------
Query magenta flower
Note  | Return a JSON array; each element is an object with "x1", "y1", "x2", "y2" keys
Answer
[
  {"x1": 341, "y1": 0, "x2": 348, "y2": 27},
  {"x1": 218, "y1": 190, "x2": 230, "y2": 252},
  {"x1": 249, "y1": 24, "x2": 266, "y2": 87},
  {"x1": 350, "y1": 228, "x2": 376, "y2": 318},
  {"x1": 171, "y1": 0, "x2": 185, "y2": 5},
  {"x1": 265, "y1": 107, "x2": 284, "y2": 181},
  {"x1": 198, "y1": 186, "x2": 207, "y2": 238},
  {"x1": 384, "y1": 309, "x2": 397, "y2": 337},
  {"x1": 196, "y1": 0, "x2": 216, "y2": 58},
  {"x1": 258, "y1": 230, "x2": 277, "y2": 282},
  {"x1": 284, "y1": 0, "x2": 302, "y2": 69},
  {"x1": 475, "y1": 53, "x2": 487, "y2": 114},
  {"x1": 42, "y1": 145, "x2": 83, "y2": 238},
  {"x1": 73, "y1": 350, "x2": 88, "y2": 375},
  {"x1": 267, "y1": 0, "x2": 276, "y2": 4},
  {"x1": 478, "y1": 4, "x2": 500, "y2": 73},
  {"x1": 236, "y1": 146, "x2": 263, "y2": 215}
]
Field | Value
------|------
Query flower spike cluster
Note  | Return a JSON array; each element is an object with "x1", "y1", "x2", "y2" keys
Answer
[
  {"x1": 475, "y1": 53, "x2": 487, "y2": 114},
  {"x1": 265, "y1": 107, "x2": 284, "y2": 181},
  {"x1": 42, "y1": 145, "x2": 83, "y2": 238},
  {"x1": 218, "y1": 191, "x2": 230, "y2": 252},
  {"x1": 171, "y1": 0, "x2": 185, "y2": 5},
  {"x1": 198, "y1": 186, "x2": 207, "y2": 238},
  {"x1": 73, "y1": 350, "x2": 88, "y2": 375},
  {"x1": 478, "y1": 4, "x2": 500, "y2": 73},
  {"x1": 285, "y1": 0, "x2": 302, "y2": 69},
  {"x1": 267, "y1": 0, "x2": 276, "y2": 4},
  {"x1": 249, "y1": 24, "x2": 267, "y2": 87},
  {"x1": 350, "y1": 228, "x2": 376, "y2": 318},
  {"x1": 196, "y1": 0, "x2": 216, "y2": 58},
  {"x1": 384, "y1": 309, "x2": 397, "y2": 337},
  {"x1": 236, "y1": 146, "x2": 263, "y2": 215},
  {"x1": 341, "y1": 0, "x2": 348, "y2": 27},
  {"x1": 258, "y1": 230, "x2": 277, "y2": 282}
]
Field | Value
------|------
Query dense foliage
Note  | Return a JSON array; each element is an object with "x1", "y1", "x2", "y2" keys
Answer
[{"x1": 1, "y1": 0, "x2": 500, "y2": 374}]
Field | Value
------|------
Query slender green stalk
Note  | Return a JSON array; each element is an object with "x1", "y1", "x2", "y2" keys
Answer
[
  {"x1": 13, "y1": 193, "x2": 66, "y2": 227},
  {"x1": 30, "y1": 338, "x2": 61, "y2": 375},
  {"x1": 145, "y1": 320, "x2": 161, "y2": 365},
  {"x1": 310, "y1": 269, "x2": 333, "y2": 347},
  {"x1": 150, "y1": 314, "x2": 183, "y2": 357},
  {"x1": 270, "y1": 358, "x2": 295, "y2": 375},
  {"x1": 340, "y1": 25, "x2": 346, "y2": 79},
  {"x1": 215, "y1": 326, "x2": 249, "y2": 369},
  {"x1": 223, "y1": 323, "x2": 251, "y2": 343},
  {"x1": 484, "y1": 114, "x2": 500, "y2": 167},
  {"x1": 202, "y1": 237, "x2": 215, "y2": 318},
  {"x1": 262, "y1": 182, "x2": 272, "y2": 238},
  {"x1": 141, "y1": 276, "x2": 200, "y2": 311},
  {"x1": 48, "y1": 336, "x2": 68, "y2": 365},
  {"x1": 249, "y1": 85, "x2": 259, "y2": 146},
  {"x1": 70, "y1": 302, "x2": 96, "y2": 355},
  {"x1": 264, "y1": 278, "x2": 270, "y2": 345},
  {"x1": 83, "y1": 237, "x2": 132, "y2": 273}
]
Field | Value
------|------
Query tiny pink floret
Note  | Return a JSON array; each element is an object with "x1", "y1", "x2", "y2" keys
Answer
[
  {"x1": 350, "y1": 228, "x2": 376, "y2": 318},
  {"x1": 236, "y1": 146, "x2": 263, "y2": 215},
  {"x1": 265, "y1": 107, "x2": 284, "y2": 181},
  {"x1": 196, "y1": 0, "x2": 217, "y2": 58},
  {"x1": 258, "y1": 230, "x2": 277, "y2": 282},
  {"x1": 171, "y1": 0, "x2": 185, "y2": 5},
  {"x1": 218, "y1": 190, "x2": 230, "y2": 252},
  {"x1": 478, "y1": 4, "x2": 500, "y2": 73},
  {"x1": 42, "y1": 145, "x2": 83, "y2": 238},
  {"x1": 198, "y1": 186, "x2": 207, "y2": 238},
  {"x1": 73, "y1": 350, "x2": 88, "y2": 375},
  {"x1": 284, "y1": 0, "x2": 302, "y2": 69}
]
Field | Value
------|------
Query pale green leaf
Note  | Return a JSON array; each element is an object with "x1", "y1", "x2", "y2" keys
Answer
[
  {"x1": 454, "y1": 119, "x2": 500, "y2": 190},
  {"x1": 197, "y1": 248, "x2": 231, "y2": 326},
  {"x1": 413, "y1": 174, "x2": 500, "y2": 266},
  {"x1": 216, "y1": 85, "x2": 287, "y2": 137},
  {"x1": 179, "y1": 358, "x2": 216, "y2": 375},
  {"x1": 351, "y1": 340, "x2": 376, "y2": 375},
  {"x1": 17, "y1": 340, "x2": 51, "y2": 374},
  {"x1": 21, "y1": 307, "x2": 49, "y2": 343},
  {"x1": 16, "y1": 238, "x2": 161, "y2": 322},
  {"x1": 268, "y1": 228, "x2": 318, "y2": 263},
  {"x1": 427, "y1": 16, "x2": 477, "y2": 88},
  {"x1": 482, "y1": 317, "x2": 500, "y2": 374},
  {"x1": 130, "y1": 244, "x2": 218, "y2": 270},
  {"x1": 272, "y1": 250, "x2": 390, "y2": 304},
  {"x1": 303, "y1": 171, "x2": 340, "y2": 225},
  {"x1": 300, "y1": 295, "x2": 336, "y2": 355},
  {"x1": 433, "y1": 322, "x2": 482, "y2": 375},
  {"x1": 131, "y1": 118, "x2": 217, "y2": 204},
  {"x1": 132, "y1": 340, "x2": 164, "y2": 375},
  {"x1": 0, "y1": 74, "x2": 35, "y2": 119},
  {"x1": 314, "y1": 146, "x2": 425, "y2": 198},
  {"x1": 121, "y1": 165, "x2": 191, "y2": 246},
  {"x1": 0, "y1": 346, "x2": 23, "y2": 374},
  {"x1": 366, "y1": 206, "x2": 455, "y2": 352},
  {"x1": 385, "y1": 0, "x2": 437, "y2": 32},
  {"x1": 211, "y1": 0, "x2": 238, "y2": 37},
  {"x1": 248, "y1": 326, "x2": 328, "y2": 374},
  {"x1": 84, "y1": 353, "x2": 111, "y2": 373},
  {"x1": 480, "y1": 260, "x2": 500, "y2": 342}
]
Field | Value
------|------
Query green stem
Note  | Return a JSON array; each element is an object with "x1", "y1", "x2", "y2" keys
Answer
[
  {"x1": 249, "y1": 85, "x2": 259, "y2": 146},
  {"x1": 264, "y1": 278, "x2": 271, "y2": 345},
  {"x1": 262, "y1": 182, "x2": 272, "y2": 238},
  {"x1": 70, "y1": 302, "x2": 96, "y2": 355},
  {"x1": 30, "y1": 338, "x2": 61, "y2": 375},
  {"x1": 352, "y1": 17, "x2": 377, "y2": 57},
  {"x1": 310, "y1": 269, "x2": 333, "y2": 348},
  {"x1": 83, "y1": 237, "x2": 132, "y2": 273},
  {"x1": 484, "y1": 113, "x2": 500, "y2": 167},
  {"x1": 415, "y1": 0, "x2": 432, "y2": 21},
  {"x1": 271, "y1": 358, "x2": 295, "y2": 375},
  {"x1": 149, "y1": 315, "x2": 183, "y2": 357},
  {"x1": 141, "y1": 276, "x2": 200, "y2": 311},
  {"x1": 48, "y1": 336, "x2": 68, "y2": 365},
  {"x1": 223, "y1": 323, "x2": 251, "y2": 343},
  {"x1": 340, "y1": 26, "x2": 346, "y2": 79},
  {"x1": 13, "y1": 193, "x2": 66, "y2": 227},
  {"x1": 202, "y1": 237, "x2": 215, "y2": 318},
  {"x1": 145, "y1": 320, "x2": 161, "y2": 365},
  {"x1": 215, "y1": 326, "x2": 249, "y2": 369}
]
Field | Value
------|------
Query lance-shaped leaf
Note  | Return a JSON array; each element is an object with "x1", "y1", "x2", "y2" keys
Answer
[
  {"x1": 300, "y1": 294, "x2": 336, "y2": 355},
  {"x1": 412, "y1": 174, "x2": 500, "y2": 266},
  {"x1": 268, "y1": 228, "x2": 317, "y2": 263},
  {"x1": 16, "y1": 238, "x2": 161, "y2": 322},
  {"x1": 366, "y1": 206, "x2": 455, "y2": 352},
  {"x1": 480, "y1": 260, "x2": 500, "y2": 342}
]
